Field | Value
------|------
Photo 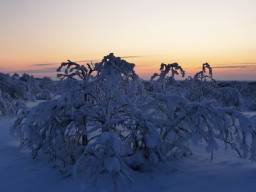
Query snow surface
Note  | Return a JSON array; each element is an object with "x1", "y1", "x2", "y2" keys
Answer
[
  {"x1": 243, "y1": 111, "x2": 256, "y2": 118},
  {"x1": 1, "y1": 109, "x2": 256, "y2": 191}
]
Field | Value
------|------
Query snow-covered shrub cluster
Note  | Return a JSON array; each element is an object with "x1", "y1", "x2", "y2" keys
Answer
[
  {"x1": 18, "y1": 73, "x2": 59, "y2": 100},
  {"x1": 184, "y1": 63, "x2": 217, "y2": 102},
  {"x1": 12, "y1": 54, "x2": 256, "y2": 190},
  {"x1": 0, "y1": 72, "x2": 58, "y2": 102},
  {"x1": 0, "y1": 89, "x2": 17, "y2": 116},
  {"x1": 0, "y1": 72, "x2": 59, "y2": 116},
  {"x1": 211, "y1": 87, "x2": 242, "y2": 109},
  {"x1": 0, "y1": 73, "x2": 26, "y2": 116},
  {"x1": 0, "y1": 72, "x2": 33, "y2": 101},
  {"x1": 149, "y1": 62, "x2": 185, "y2": 94},
  {"x1": 216, "y1": 81, "x2": 256, "y2": 111}
]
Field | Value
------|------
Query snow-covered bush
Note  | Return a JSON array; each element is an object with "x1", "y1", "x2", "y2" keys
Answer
[
  {"x1": 139, "y1": 93, "x2": 255, "y2": 161},
  {"x1": 211, "y1": 87, "x2": 242, "y2": 109},
  {"x1": 121, "y1": 104, "x2": 166, "y2": 171},
  {"x1": 229, "y1": 81, "x2": 256, "y2": 99},
  {"x1": 215, "y1": 81, "x2": 256, "y2": 111},
  {"x1": 186, "y1": 102, "x2": 256, "y2": 160},
  {"x1": 0, "y1": 72, "x2": 34, "y2": 101},
  {"x1": 0, "y1": 72, "x2": 58, "y2": 102},
  {"x1": 12, "y1": 54, "x2": 256, "y2": 190},
  {"x1": 0, "y1": 90, "x2": 17, "y2": 116},
  {"x1": 0, "y1": 73, "x2": 27, "y2": 116},
  {"x1": 248, "y1": 100, "x2": 256, "y2": 111},
  {"x1": 0, "y1": 72, "x2": 60, "y2": 117},
  {"x1": 185, "y1": 63, "x2": 217, "y2": 102},
  {"x1": 12, "y1": 54, "x2": 143, "y2": 189},
  {"x1": 149, "y1": 63, "x2": 185, "y2": 94},
  {"x1": 19, "y1": 74, "x2": 58, "y2": 100},
  {"x1": 73, "y1": 131, "x2": 131, "y2": 191}
]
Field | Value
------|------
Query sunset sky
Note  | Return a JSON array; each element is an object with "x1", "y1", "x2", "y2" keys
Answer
[{"x1": 1, "y1": 0, "x2": 256, "y2": 80}]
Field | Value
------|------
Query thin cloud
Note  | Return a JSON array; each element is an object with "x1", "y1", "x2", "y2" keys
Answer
[
  {"x1": 235, "y1": 62, "x2": 256, "y2": 65},
  {"x1": 11, "y1": 67, "x2": 57, "y2": 74},
  {"x1": 213, "y1": 65, "x2": 256, "y2": 69},
  {"x1": 30, "y1": 63, "x2": 59, "y2": 66},
  {"x1": 75, "y1": 60, "x2": 100, "y2": 63},
  {"x1": 29, "y1": 56, "x2": 142, "y2": 66},
  {"x1": 120, "y1": 56, "x2": 142, "y2": 59},
  {"x1": 31, "y1": 61, "x2": 96, "y2": 66},
  {"x1": 135, "y1": 64, "x2": 153, "y2": 67},
  {"x1": 214, "y1": 62, "x2": 256, "y2": 66}
]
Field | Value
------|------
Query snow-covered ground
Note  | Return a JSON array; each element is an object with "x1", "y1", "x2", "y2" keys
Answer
[
  {"x1": 1, "y1": 114, "x2": 256, "y2": 192},
  {"x1": 243, "y1": 111, "x2": 256, "y2": 118}
]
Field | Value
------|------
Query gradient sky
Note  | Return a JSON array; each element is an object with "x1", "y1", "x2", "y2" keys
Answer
[{"x1": 1, "y1": 0, "x2": 256, "y2": 80}]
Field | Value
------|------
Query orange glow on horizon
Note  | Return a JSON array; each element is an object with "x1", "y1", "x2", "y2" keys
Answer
[{"x1": 1, "y1": 0, "x2": 256, "y2": 81}]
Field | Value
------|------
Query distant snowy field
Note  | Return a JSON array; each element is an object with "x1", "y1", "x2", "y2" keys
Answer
[{"x1": 1, "y1": 109, "x2": 256, "y2": 192}]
